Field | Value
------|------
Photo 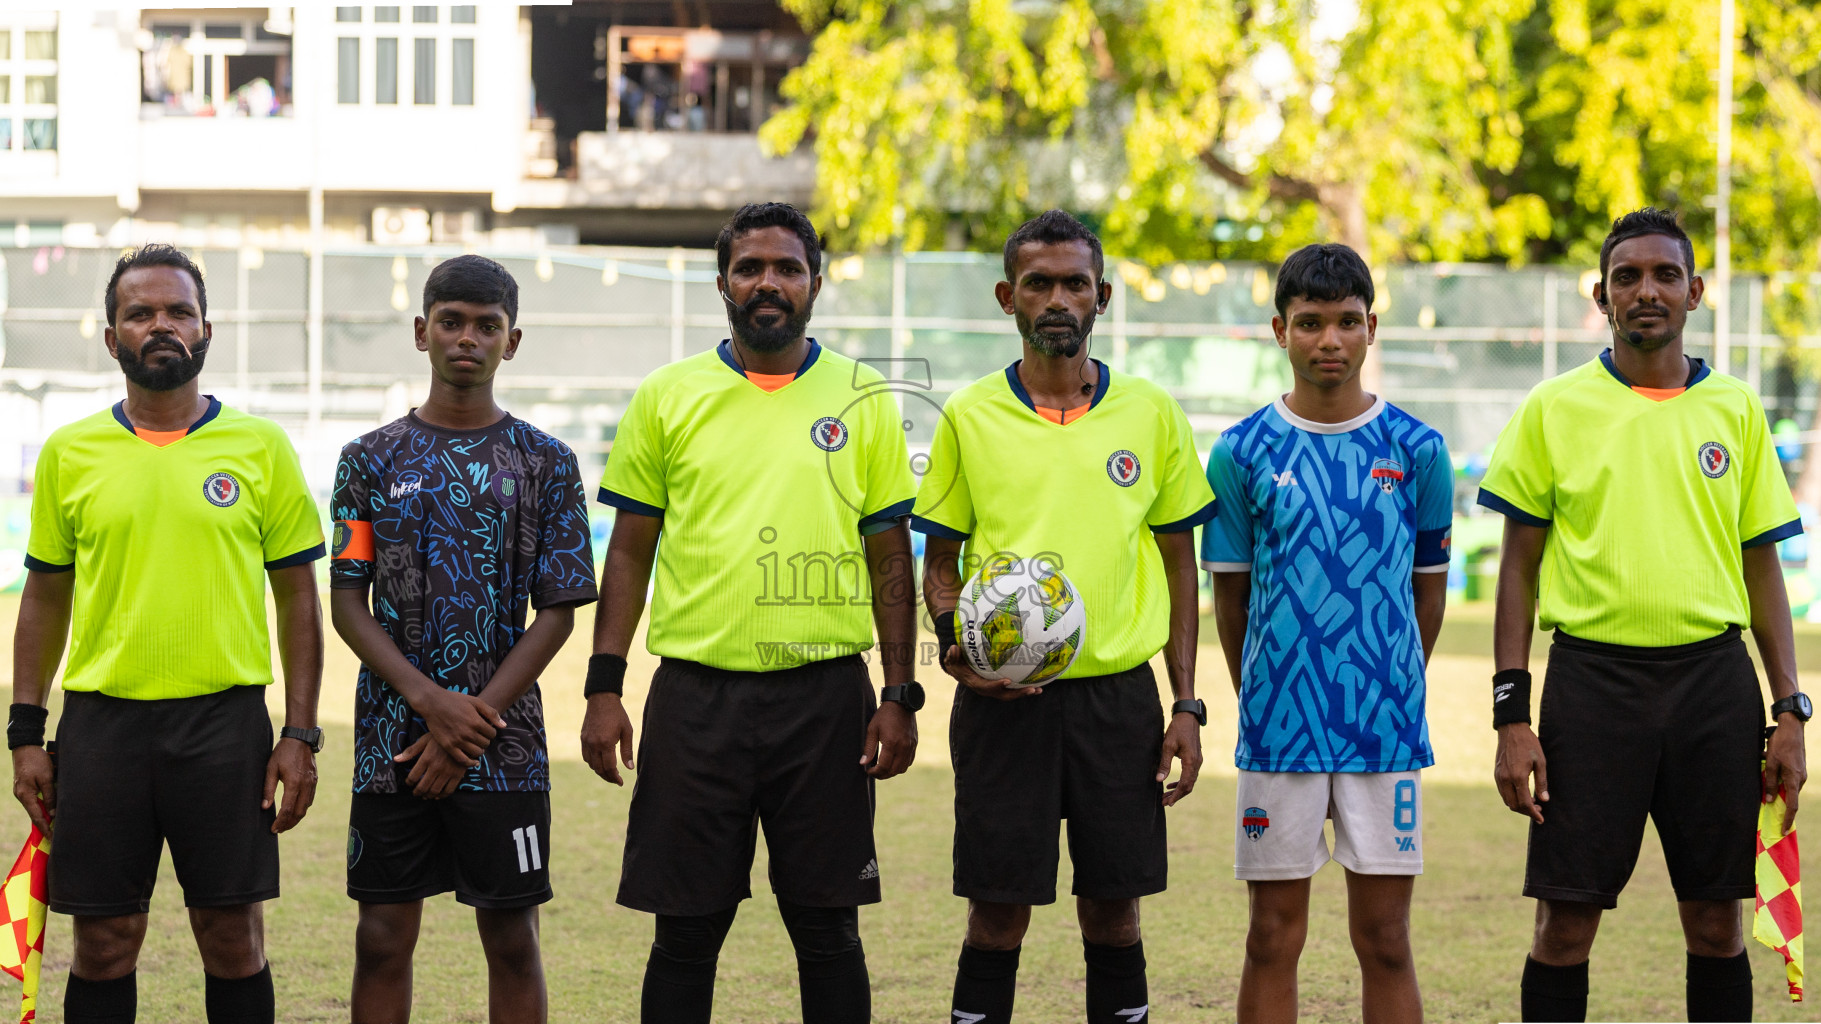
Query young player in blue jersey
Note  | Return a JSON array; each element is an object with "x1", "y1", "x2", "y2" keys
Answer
[{"x1": 1205, "y1": 243, "x2": 1451, "y2": 1024}]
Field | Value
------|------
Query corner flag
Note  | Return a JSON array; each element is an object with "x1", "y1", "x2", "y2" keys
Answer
[
  {"x1": 1755, "y1": 781, "x2": 1804, "y2": 1002},
  {"x1": 0, "y1": 827, "x2": 49, "y2": 1022}
]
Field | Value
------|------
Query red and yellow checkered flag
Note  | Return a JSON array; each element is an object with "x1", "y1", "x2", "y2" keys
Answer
[
  {"x1": 0, "y1": 827, "x2": 49, "y2": 1022},
  {"x1": 1755, "y1": 781, "x2": 1803, "y2": 1002}
]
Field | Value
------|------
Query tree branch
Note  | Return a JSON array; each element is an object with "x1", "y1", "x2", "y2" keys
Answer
[{"x1": 1197, "y1": 148, "x2": 1322, "y2": 203}]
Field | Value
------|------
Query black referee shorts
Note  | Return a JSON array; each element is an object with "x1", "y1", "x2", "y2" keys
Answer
[
  {"x1": 616, "y1": 655, "x2": 881, "y2": 917},
  {"x1": 1525, "y1": 627, "x2": 1762, "y2": 909},
  {"x1": 950, "y1": 661, "x2": 1168, "y2": 906},
  {"x1": 50, "y1": 685, "x2": 280, "y2": 916}
]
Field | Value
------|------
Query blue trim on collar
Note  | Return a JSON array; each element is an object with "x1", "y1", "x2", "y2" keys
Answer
[
  {"x1": 1151, "y1": 498, "x2": 1219, "y2": 534},
  {"x1": 1743, "y1": 518, "x2": 1804, "y2": 550},
  {"x1": 1475, "y1": 488, "x2": 1552, "y2": 528},
  {"x1": 113, "y1": 395, "x2": 222, "y2": 437},
  {"x1": 1004, "y1": 359, "x2": 1109, "y2": 418},
  {"x1": 716, "y1": 338, "x2": 822, "y2": 378},
  {"x1": 1598, "y1": 349, "x2": 1706, "y2": 389}
]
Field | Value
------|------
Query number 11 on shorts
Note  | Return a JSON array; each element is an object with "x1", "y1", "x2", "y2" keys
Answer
[{"x1": 512, "y1": 825, "x2": 543, "y2": 873}]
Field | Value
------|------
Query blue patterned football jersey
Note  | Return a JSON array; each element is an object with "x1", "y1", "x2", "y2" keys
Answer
[
  {"x1": 331, "y1": 412, "x2": 598, "y2": 793},
  {"x1": 1202, "y1": 397, "x2": 1452, "y2": 772}
]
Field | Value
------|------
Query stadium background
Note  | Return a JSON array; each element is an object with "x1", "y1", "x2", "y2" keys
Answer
[{"x1": 2, "y1": 3, "x2": 1821, "y2": 1021}]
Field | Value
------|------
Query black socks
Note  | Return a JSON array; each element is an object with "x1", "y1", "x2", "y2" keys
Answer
[
  {"x1": 778, "y1": 901, "x2": 869, "y2": 1024},
  {"x1": 953, "y1": 944, "x2": 1021, "y2": 1023},
  {"x1": 643, "y1": 908, "x2": 737, "y2": 1024},
  {"x1": 1685, "y1": 950, "x2": 1751, "y2": 1023},
  {"x1": 65, "y1": 971, "x2": 136, "y2": 1024},
  {"x1": 1520, "y1": 956, "x2": 1588, "y2": 1022},
  {"x1": 204, "y1": 963, "x2": 274, "y2": 1024},
  {"x1": 1084, "y1": 939, "x2": 1148, "y2": 1024}
]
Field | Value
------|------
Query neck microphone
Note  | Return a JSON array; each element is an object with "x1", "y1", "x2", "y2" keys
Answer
[{"x1": 1627, "y1": 330, "x2": 1644, "y2": 344}]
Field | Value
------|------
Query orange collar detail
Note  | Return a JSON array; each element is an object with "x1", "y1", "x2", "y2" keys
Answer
[
  {"x1": 1631, "y1": 385, "x2": 1687, "y2": 402},
  {"x1": 744, "y1": 371, "x2": 796, "y2": 393}
]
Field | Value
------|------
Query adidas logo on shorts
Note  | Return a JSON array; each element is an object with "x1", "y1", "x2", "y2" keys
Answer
[{"x1": 858, "y1": 858, "x2": 879, "y2": 881}]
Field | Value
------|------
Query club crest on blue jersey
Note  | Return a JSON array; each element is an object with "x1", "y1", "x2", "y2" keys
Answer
[
  {"x1": 1106, "y1": 450, "x2": 1141, "y2": 486},
  {"x1": 1242, "y1": 806, "x2": 1270, "y2": 841},
  {"x1": 1698, "y1": 441, "x2": 1730, "y2": 479},
  {"x1": 203, "y1": 472, "x2": 240, "y2": 507},
  {"x1": 1370, "y1": 458, "x2": 1405, "y2": 494},
  {"x1": 812, "y1": 416, "x2": 849, "y2": 452}
]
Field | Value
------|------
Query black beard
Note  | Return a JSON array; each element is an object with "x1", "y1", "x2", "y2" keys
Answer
[
  {"x1": 1018, "y1": 309, "x2": 1094, "y2": 358},
  {"x1": 728, "y1": 293, "x2": 814, "y2": 353},
  {"x1": 118, "y1": 338, "x2": 207, "y2": 391}
]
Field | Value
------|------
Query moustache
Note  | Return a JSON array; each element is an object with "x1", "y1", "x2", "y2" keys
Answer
[
  {"x1": 737, "y1": 294, "x2": 795, "y2": 318},
  {"x1": 1624, "y1": 306, "x2": 1669, "y2": 321},
  {"x1": 1034, "y1": 314, "x2": 1080, "y2": 332}
]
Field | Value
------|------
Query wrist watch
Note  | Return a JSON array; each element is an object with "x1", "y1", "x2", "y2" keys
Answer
[
  {"x1": 280, "y1": 725, "x2": 324, "y2": 753},
  {"x1": 1171, "y1": 698, "x2": 1208, "y2": 727},
  {"x1": 1770, "y1": 692, "x2": 1813, "y2": 723},
  {"x1": 881, "y1": 682, "x2": 926, "y2": 713}
]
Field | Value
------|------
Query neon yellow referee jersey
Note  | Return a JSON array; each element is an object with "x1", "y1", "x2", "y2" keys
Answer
[
  {"x1": 1477, "y1": 351, "x2": 1801, "y2": 647},
  {"x1": 599, "y1": 341, "x2": 915, "y2": 672},
  {"x1": 913, "y1": 362, "x2": 1217, "y2": 678},
  {"x1": 25, "y1": 398, "x2": 326, "y2": 699}
]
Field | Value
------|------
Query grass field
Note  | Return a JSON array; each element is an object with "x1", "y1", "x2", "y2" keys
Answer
[{"x1": 3, "y1": 594, "x2": 1819, "y2": 1022}]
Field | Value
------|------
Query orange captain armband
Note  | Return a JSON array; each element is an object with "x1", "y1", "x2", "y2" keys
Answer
[{"x1": 331, "y1": 520, "x2": 375, "y2": 561}]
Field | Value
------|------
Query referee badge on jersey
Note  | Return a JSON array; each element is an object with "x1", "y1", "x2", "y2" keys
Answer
[
  {"x1": 1106, "y1": 450, "x2": 1141, "y2": 486},
  {"x1": 203, "y1": 472, "x2": 241, "y2": 507},
  {"x1": 811, "y1": 416, "x2": 848, "y2": 452},
  {"x1": 1698, "y1": 441, "x2": 1731, "y2": 478}
]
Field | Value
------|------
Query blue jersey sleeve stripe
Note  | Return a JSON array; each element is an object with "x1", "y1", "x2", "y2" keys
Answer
[
  {"x1": 858, "y1": 498, "x2": 915, "y2": 529},
  {"x1": 1152, "y1": 498, "x2": 1218, "y2": 534},
  {"x1": 22, "y1": 555, "x2": 72, "y2": 573},
  {"x1": 264, "y1": 543, "x2": 327, "y2": 570},
  {"x1": 1414, "y1": 527, "x2": 1451, "y2": 567},
  {"x1": 1743, "y1": 518, "x2": 1804, "y2": 549},
  {"x1": 1475, "y1": 488, "x2": 1551, "y2": 527},
  {"x1": 910, "y1": 515, "x2": 969, "y2": 540},
  {"x1": 598, "y1": 487, "x2": 665, "y2": 517}
]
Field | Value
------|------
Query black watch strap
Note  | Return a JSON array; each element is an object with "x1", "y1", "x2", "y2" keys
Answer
[
  {"x1": 881, "y1": 682, "x2": 926, "y2": 713},
  {"x1": 1172, "y1": 698, "x2": 1207, "y2": 727},
  {"x1": 280, "y1": 726, "x2": 324, "y2": 753},
  {"x1": 1771, "y1": 692, "x2": 1813, "y2": 723}
]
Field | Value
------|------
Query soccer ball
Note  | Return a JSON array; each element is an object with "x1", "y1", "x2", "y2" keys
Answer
[{"x1": 956, "y1": 556, "x2": 1086, "y2": 688}]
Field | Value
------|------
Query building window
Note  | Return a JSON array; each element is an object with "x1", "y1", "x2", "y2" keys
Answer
[
  {"x1": 451, "y1": 6, "x2": 476, "y2": 24},
  {"x1": 338, "y1": 38, "x2": 360, "y2": 103},
  {"x1": 141, "y1": 14, "x2": 293, "y2": 116},
  {"x1": 451, "y1": 38, "x2": 472, "y2": 105},
  {"x1": 0, "y1": 14, "x2": 55, "y2": 154},
  {"x1": 414, "y1": 38, "x2": 435, "y2": 104},
  {"x1": 375, "y1": 38, "x2": 398, "y2": 104},
  {"x1": 375, "y1": 7, "x2": 400, "y2": 22},
  {"x1": 414, "y1": 7, "x2": 438, "y2": 23},
  {"x1": 335, "y1": 7, "x2": 361, "y2": 22}
]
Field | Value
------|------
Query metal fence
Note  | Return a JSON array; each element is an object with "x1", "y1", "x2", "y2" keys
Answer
[{"x1": 3, "y1": 244, "x2": 1818, "y2": 493}]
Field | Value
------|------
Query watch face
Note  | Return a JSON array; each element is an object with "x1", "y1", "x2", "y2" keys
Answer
[{"x1": 1799, "y1": 694, "x2": 1814, "y2": 719}]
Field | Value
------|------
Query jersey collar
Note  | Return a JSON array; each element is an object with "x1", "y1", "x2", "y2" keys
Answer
[
  {"x1": 717, "y1": 338, "x2": 821, "y2": 381},
  {"x1": 1004, "y1": 359, "x2": 1110, "y2": 418},
  {"x1": 1597, "y1": 348, "x2": 1709, "y2": 389},
  {"x1": 112, "y1": 394, "x2": 221, "y2": 437},
  {"x1": 1271, "y1": 393, "x2": 1385, "y2": 434}
]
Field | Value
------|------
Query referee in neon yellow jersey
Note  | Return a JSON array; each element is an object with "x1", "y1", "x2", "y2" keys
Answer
[
  {"x1": 8, "y1": 244, "x2": 325, "y2": 1024},
  {"x1": 917, "y1": 210, "x2": 1215, "y2": 1024},
  {"x1": 1480, "y1": 208, "x2": 1808, "y2": 1023},
  {"x1": 580, "y1": 203, "x2": 918, "y2": 1024}
]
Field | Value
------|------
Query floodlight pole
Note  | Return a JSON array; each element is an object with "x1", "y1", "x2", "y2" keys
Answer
[{"x1": 1714, "y1": 0, "x2": 1734, "y2": 375}]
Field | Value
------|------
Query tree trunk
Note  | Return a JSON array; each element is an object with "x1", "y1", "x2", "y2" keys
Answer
[{"x1": 1318, "y1": 182, "x2": 1381, "y2": 393}]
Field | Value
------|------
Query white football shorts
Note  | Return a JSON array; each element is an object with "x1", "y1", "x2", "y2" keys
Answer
[{"x1": 1234, "y1": 769, "x2": 1423, "y2": 880}]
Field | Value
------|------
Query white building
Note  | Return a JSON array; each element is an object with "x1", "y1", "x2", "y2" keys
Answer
[{"x1": 0, "y1": 4, "x2": 815, "y2": 250}]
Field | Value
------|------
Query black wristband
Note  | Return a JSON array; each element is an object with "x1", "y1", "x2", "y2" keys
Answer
[
  {"x1": 7, "y1": 703, "x2": 47, "y2": 750},
  {"x1": 1492, "y1": 669, "x2": 1532, "y2": 727},
  {"x1": 934, "y1": 611, "x2": 957, "y2": 651},
  {"x1": 585, "y1": 653, "x2": 628, "y2": 698}
]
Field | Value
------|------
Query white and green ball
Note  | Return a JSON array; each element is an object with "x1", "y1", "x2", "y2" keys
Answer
[{"x1": 956, "y1": 557, "x2": 1086, "y2": 688}]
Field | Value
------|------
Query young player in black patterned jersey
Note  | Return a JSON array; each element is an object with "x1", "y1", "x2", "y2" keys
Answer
[{"x1": 330, "y1": 257, "x2": 596, "y2": 1023}]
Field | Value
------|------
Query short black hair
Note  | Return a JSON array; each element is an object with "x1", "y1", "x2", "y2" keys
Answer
[
  {"x1": 423, "y1": 254, "x2": 519, "y2": 326},
  {"x1": 1002, "y1": 209, "x2": 1104, "y2": 283},
  {"x1": 1274, "y1": 243, "x2": 1374, "y2": 318},
  {"x1": 1599, "y1": 207, "x2": 1695, "y2": 286},
  {"x1": 715, "y1": 202, "x2": 823, "y2": 278},
  {"x1": 104, "y1": 243, "x2": 207, "y2": 326}
]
